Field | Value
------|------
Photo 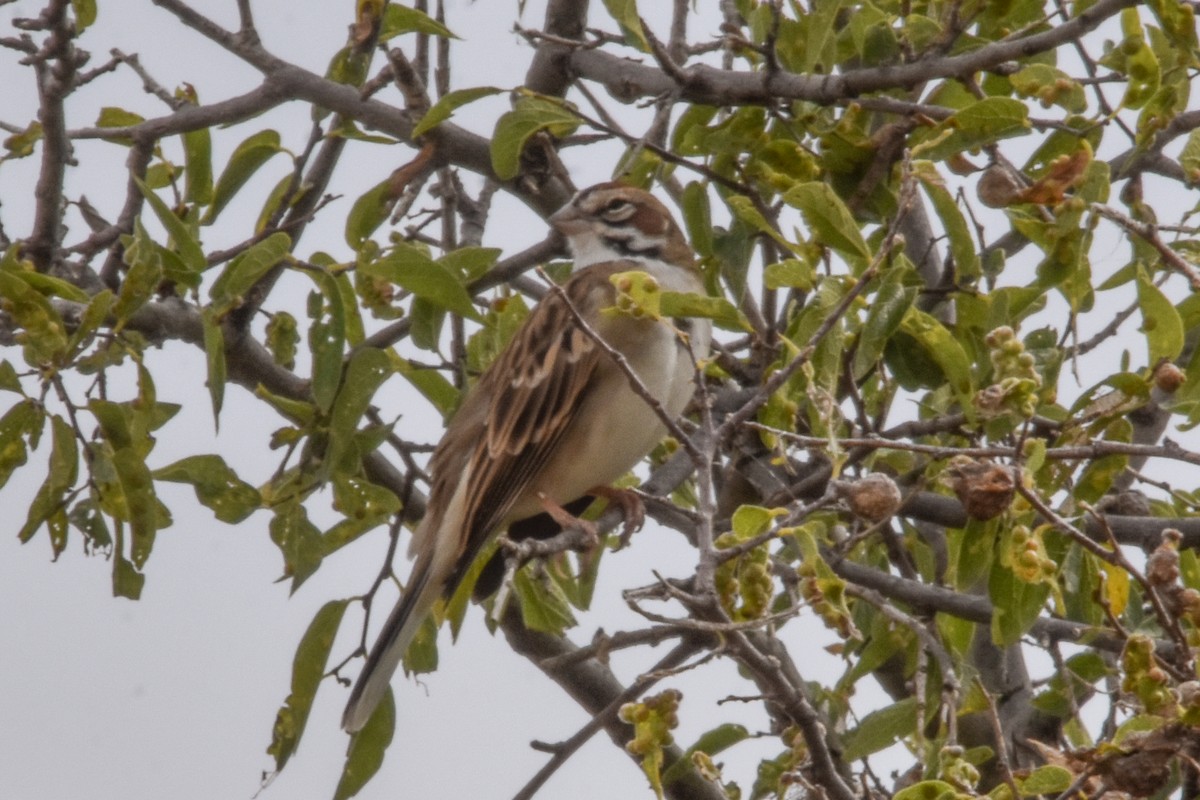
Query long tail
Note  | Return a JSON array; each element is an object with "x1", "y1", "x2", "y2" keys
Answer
[{"x1": 341, "y1": 561, "x2": 441, "y2": 732}]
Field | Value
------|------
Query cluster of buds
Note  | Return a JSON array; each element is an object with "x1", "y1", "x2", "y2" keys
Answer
[
  {"x1": 714, "y1": 530, "x2": 774, "y2": 622},
  {"x1": 798, "y1": 560, "x2": 857, "y2": 639},
  {"x1": 1004, "y1": 524, "x2": 1057, "y2": 584},
  {"x1": 1145, "y1": 530, "x2": 1200, "y2": 635},
  {"x1": 608, "y1": 270, "x2": 662, "y2": 320},
  {"x1": 974, "y1": 326, "x2": 1043, "y2": 420},
  {"x1": 938, "y1": 745, "x2": 981, "y2": 792},
  {"x1": 1121, "y1": 635, "x2": 1176, "y2": 716},
  {"x1": 620, "y1": 689, "x2": 682, "y2": 757}
]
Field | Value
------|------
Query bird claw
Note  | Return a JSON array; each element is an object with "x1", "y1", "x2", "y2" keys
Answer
[{"x1": 587, "y1": 485, "x2": 645, "y2": 550}]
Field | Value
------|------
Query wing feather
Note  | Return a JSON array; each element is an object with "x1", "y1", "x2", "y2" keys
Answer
[{"x1": 433, "y1": 267, "x2": 617, "y2": 592}]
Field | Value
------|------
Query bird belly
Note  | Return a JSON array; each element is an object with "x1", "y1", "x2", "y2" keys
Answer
[{"x1": 511, "y1": 323, "x2": 694, "y2": 517}]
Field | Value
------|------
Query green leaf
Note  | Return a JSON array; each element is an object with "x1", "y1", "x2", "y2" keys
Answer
[
  {"x1": 268, "y1": 599, "x2": 349, "y2": 771},
  {"x1": 601, "y1": 0, "x2": 649, "y2": 50},
  {"x1": 69, "y1": 497, "x2": 111, "y2": 551},
  {"x1": 915, "y1": 161, "x2": 980, "y2": 280},
  {"x1": 323, "y1": 476, "x2": 401, "y2": 554},
  {"x1": 1017, "y1": 765, "x2": 1073, "y2": 796},
  {"x1": 114, "y1": 220, "x2": 164, "y2": 326},
  {"x1": 899, "y1": 307, "x2": 974, "y2": 403},
  {"x1": 134, "y1": 176, "x2": 206, "y2": 276},
  {"x1": 13, "y1": 269, "x2": 90, "y2": 304},
  {"x1": 1136, "y1": 270, "x2": 1184, "y2": 363},
  {"x1": 334, "y1": 690, "x2": 395, "y2": 800},
  {"x1": 659, "y1": 291, "x2": 747, "y2": 332},
  {"x1": 914, "y1": 97, "x2": 1031, "y2": 162},
  {"x1": 203, "y1": 130, "x2": 283, "y2": 225},
  {"x1": 783, "y1": 182, "x2": 871, "y2": 268},
  {"x1": 328, "y1": 347, "x2": 393, "y2": 475},
  {"x1": 266, "y1": 311, "x2": 300, "y2": 370},
  {"x1": 763, "y1": 259, "x2": 816, "y2": 291},
  {"x1": 96, "y1": 106, "x2": 144, "y2": 130},
  {"x1": 394, "y1": 355, "x2": 459, "y2": 420},
  {"x1": 208, "y1": 232, "x2": 292, "y2": 316},
  {"x1": 201, "y1": 310, "x2": 226, "y2": 428},
  {"x1": 411, "y1": 87, "x2": 504, "y2": 138},
  {"x1": 182, "y1": 127, "x2": 213, "y2": 205},
  {"x1": 439, "y1": 246, "x2": 501, "y2": 282},
  {"x1": 17, "y1": 415, "x2": 77, "y2": 553},
  {"x1": 841, "y1": 697, "x2": 919, "y2": 761},
  {"x1": 513, "y1": 567, "x2": 577, "y2": 635},
  {"x1": 309, "y1": 272, "x2": 348, "y2": 414},
  {"x1": 680, "y1": 181, "x2": 714, "y2": 258},
  {"x1": 854, "y1": 266, "x2": 916, "y2": 379},
  {"x1": 0, "y1": 360, "x2": 20, "y2": 393},
  {"x1": 662, "y1": 724, "x2": 750, "y2": 786},
  {"x1": 1180, "y1": 129, "x2": 1200, "y2": 183},
  {"x1": 892, "y1": 780, "x2": 959, "y2": 800},
  {"x1": 269, "y1": 502, "x2": 325, "y2": 592},
  {"x1": 90, "y1": 408, "x2": 159, "y2": 568},
  {"x1": 379, "y1": 4, "x2": 458, "y2": 40},
  {"x1": 1, "y1": 120, "x2": 42, "y2": 160},
  {"x1": 1010, "y1": 64, "x2": 1086, "y2": 113},
  {"x1": 255, "y1": 174, "x2": 296, "y2": 234},
  {"x1": 0, "y1": 400, "x2": 42, "y2": 491},
  {"x1": 70, "y1": 0, "x2": 97, "y2": 31},
  {"x1": 491, "y1": 96, "x2": 580, "y2": 180},
  {"x1": 325, "y1": 45, "x2": 370, "y2": 89},
  {"x1": 725, "y1": 195, "x2": 793, "y2": 251},
  {"x1": 345, "y1": 178, "x2": 396, "y2": 249},
  {"x1": 112, "y1": 550, "x2": 145, "y2": 599},
  {"x1": 15, "y1": 417, "x2": 75, "y2": 554},
  {"x1": 152, "y1": 455, "x2": 261, "y2": 524},
  {"x1": 362, "y1": 244, "x2": 482, "y2": 321},
  {"x1": 0, "y1": 270, "x2": 69, "y2": 366},
  {"x1": 989, "y1": 562, "x2": 1051, "y2": 646}
]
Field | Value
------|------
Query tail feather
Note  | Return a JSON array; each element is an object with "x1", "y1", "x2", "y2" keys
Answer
[{"x1": 341, "y1": 564, "x2": 440, "y2": 732}]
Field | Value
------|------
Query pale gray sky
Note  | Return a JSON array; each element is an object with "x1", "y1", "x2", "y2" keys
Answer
[{"x1": 2, "y1": 2, "x2": 1197, "y2": 800}]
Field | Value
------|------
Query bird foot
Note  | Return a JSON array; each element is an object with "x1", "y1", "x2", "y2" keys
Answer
[
  {"x1": 534, "y1": 493, "x2": 600, "y2": 551},
  {"x1": 586, "y1": 485, "x2": 645, "y2": 550}
]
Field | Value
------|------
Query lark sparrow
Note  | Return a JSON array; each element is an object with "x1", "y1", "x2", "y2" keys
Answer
[{"x1": 342, "y1": 183, "x2": 712, "y2": 732}]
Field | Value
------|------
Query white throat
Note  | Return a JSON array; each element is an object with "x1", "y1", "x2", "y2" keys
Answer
[{"x1": 566, "y1": 233, "x2": 625, "y2": 269}]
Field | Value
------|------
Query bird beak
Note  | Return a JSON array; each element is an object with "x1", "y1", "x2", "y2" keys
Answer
[{"x1": 549, "y1": 202, "x2": 588, "y2": 235}]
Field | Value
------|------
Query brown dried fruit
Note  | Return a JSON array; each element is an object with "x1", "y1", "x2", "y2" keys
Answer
[
  {"x1": 945, "y1": 457, "x2": 1015, "y2": 521},
  {"x1": 833, "y1": 474, "x2": 902, "y2": 522},
  {"x1": 977, "y1": 166, "x2": 1024, "y2": 208},
  {"x1": 1154, "y1": 361, "x2": 1186, "y2": 394}
]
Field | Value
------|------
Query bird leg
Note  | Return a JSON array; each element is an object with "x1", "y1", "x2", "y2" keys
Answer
[
  {"x1": 534, "y1": 492, "x2": 600, "y2": 551},
  {"x1": 586, "y1": 485, "x2": 645, "y2": 550}
]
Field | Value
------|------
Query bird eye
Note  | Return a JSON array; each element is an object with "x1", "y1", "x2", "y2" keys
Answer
[{"x1": 601, "y1": 199, "x2": 635, "y2": 221}]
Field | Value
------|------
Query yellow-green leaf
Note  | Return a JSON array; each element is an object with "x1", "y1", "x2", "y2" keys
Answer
[
  {"x1": 203, "y1": 130, "x2": 283, "y2": 225},
  {"x1": 783, "y1": 182, "x2": 871, "y2": 268},
  {"x1": 269, "y1": 599, "x2": 349, "y2": 770},
  {"x1": 201, "y1": 309, "x2": 226, "y2": 428},
  {"x1": 914, "y1": 97, "x2": 1031, "y2": 162},
  {"x1": 601, "y1": 0, "x2": 649, "y2": 50},
  {"x1": 334, "y1": 688, "x2": 395, "y2": 800},
  {"x1": 209, "y1": 232, "x2": 291, "y2": 316},
  {"x1": 1136, "y1": 269, "x2": 1184, "y2": 363},
  {"x1": 153, "y1": 455, "x2": 261, "y2": 524},
  {"x1": 134, "y1": 176, "x2": 206, "y2": 275},
  {"x1": 491, "y1": 96, "x2": 580, "y2": 180},
  {"x1": 379, "y1": 4, "x2": 458, "y2": 40},
  {"x1": 412, "y1": 86, "x2": 504, "y2": 138},
  {"x1": 362, "y1": 244, "x2": 482, "y2": 321}
]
